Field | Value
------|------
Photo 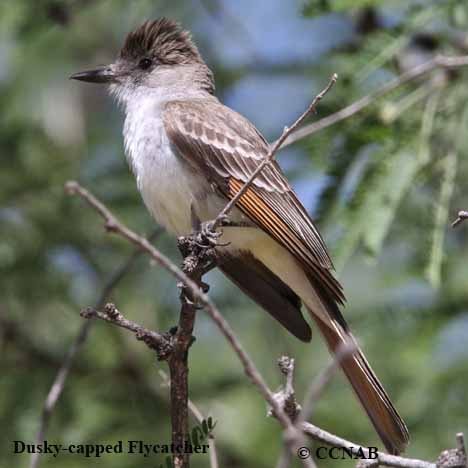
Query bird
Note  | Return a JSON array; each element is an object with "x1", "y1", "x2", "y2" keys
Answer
[{"x1": 71, "y1": 18, "x2": 409, "y2": 454}]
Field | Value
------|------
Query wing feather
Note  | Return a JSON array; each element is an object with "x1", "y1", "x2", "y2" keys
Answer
[{"x1": 163, "y1": 98, "x2": 344, "y2": 305}]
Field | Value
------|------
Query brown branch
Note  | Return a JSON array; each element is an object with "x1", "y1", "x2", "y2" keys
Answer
[
  {"x1": 65, "y1": 181, "x2": 210, "y2": 308},
  {"x1": 80, "y1": 304, "x2": 172, "y2": 358},
  {"x1": 452, "y1": 210, "x2": 468, "y2": 227},
  {"x1": 274, "y1": 348, "x2": 352, "y2": 468},
  {"x1": 168, "y1": 236, "x2": 216, "y2": 468},
  {"x1": 211, "y1": 73, "x2": 338, "y2": 230},
  {"x1": 29, "y1": 229, "x2": 161, "y2": 468},
  {"x1": 275, "y1": 356, "x2": 301, "y2": 421},
  {"x1": 168, "y1": 303, "x2": 194, "y2": 468},
  {"x1": 159, "y1": 370, "x2": 219, "y2": 468},
  {"x1": 66, "y1": 181, "x2": 314, "y2": 467},
  {"x1": 281, "y1": 54, "x2": 468, "y2": 148},
  {"x1": 275, "y1": 357, "x2": 307, "y2": 468}
]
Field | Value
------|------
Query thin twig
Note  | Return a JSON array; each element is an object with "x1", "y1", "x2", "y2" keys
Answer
[
  {"x1": 275, "y1": 357, "x2": 303, "y2": 468},
  {"x1": 301, "y1": 422, "x2": 435, "y2": 468},
  {"x1": 80, "y1": 303, "x2": 172, "y2": 358},
  {"x1": 456, "y1": 433, "x2": 467, "y2": 458},
  {"x1": 30, "y1": 229, "x2": 161, "y2": 468},
  {"x1": 66, "y1": 181, "x2": 313, "y2": 467},
  {"x1": 282, "y1": 54, "x2": 468, "y2": 148},
  {"x1": 452, "y1": 211, "x2": 468, "y2": 227},
  {"x1": 275, "y1": 356, "x2": 300, "y2": 421},
  {"x1": 456, "y1": 433, "x2": 467, "y2": 468},
  {"x1": 211, "y1": 73, "x2": 338, "y2": 229},
  {"x1": 30, "y1": 321, "x2": 93, "y2": 468}
]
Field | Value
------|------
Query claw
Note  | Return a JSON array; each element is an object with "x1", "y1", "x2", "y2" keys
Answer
[{"x1": 192, "y1": 220, "x2": 225, "y2": 248}]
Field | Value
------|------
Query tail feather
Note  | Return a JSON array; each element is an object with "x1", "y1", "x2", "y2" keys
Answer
[{"x1": 311, "y1": 311, "x2": 409, "y2": 455}]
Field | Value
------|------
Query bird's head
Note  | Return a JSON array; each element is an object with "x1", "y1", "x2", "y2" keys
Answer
[{"x1": 70, "y1": 18, "x2": 214, "y2": 104}]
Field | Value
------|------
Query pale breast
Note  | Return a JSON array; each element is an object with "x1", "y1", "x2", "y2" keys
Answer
[
  {"x1": 122, "y1": 95, "x2": 248, "y2": 236},
  {"x1": 123, "y1": 98, "x2": 212, "y2": 235}
]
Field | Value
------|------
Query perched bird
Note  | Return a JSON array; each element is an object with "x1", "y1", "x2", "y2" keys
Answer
[{"x1": 71, "y1": 18, "x2": 409, "y2": 454}]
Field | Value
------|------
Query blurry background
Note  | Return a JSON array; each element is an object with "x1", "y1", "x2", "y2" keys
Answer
[{"x1": 2, "y1": 0, "x2": 468, "y2": 467}]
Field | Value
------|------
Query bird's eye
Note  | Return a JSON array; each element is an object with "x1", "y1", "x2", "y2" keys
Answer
[{"x1": 138, "y1": 58, "x2": 152, "y2": 70}]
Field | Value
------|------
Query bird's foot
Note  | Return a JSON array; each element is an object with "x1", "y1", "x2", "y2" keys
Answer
[{"x1": 194, "y1": 219, "x2": 230, "y2": 249}]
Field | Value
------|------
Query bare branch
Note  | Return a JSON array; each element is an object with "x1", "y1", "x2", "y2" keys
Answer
[
  {"x1": 282, "y1": 54, "x2": 468, "y2": 148},
  {"x1": 275, "y1": 357, "x2": 310, "y2": 468},
  {"x1": 456, "y1": 433, "x2": 467, "y2": 462},
  {"x1": 169, "y1": 235, "x2": 217, "y2": 468},
  {"x1": 452, "y1": 210, "x2": 468, "y2": 228},
  {"x1": 302, "y1": 422, "x2": 435, "y2": 468},
  {"x1": 436, "y1": 432, "x2": 467, "y2": 468},
  {"x1": 30, "y1": 229, "x2": 161, "y2": 468},
  {"x1": 65, "y1": 181, "x2": 211, "y2": 309},
  {"x1": 81, "y1": 303, "x2": 172, "y2": 358},
  {"x1": 159, "y1": 370, "x2": 219, "y2": 468},
  {"x1": 30, "y1": 321, "x2": 93, "y2": 468},
  {"x1": 275, "y1": 356, "x2": 300, "y2": 421},
  {"x1": 211, "y1": 73, "x2": 338, "y2": 230}
]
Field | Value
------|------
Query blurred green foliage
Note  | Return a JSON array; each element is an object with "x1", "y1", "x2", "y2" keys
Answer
[{"x1": 2, "y1": 1, "x2": 468, "y2": 467}]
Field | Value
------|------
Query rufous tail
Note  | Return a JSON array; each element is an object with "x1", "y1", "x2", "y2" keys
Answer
[{"x1": 310, "y1": 311, "x2": 409, "y2": 455}]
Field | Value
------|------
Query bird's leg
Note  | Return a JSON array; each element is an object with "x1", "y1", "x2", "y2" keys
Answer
[
  {"x1": 190, "y1": 201, "x2": 230, "y2": 248},
  {"x1": 176, "y1": 202, "x2": 223, "y2": 307}
]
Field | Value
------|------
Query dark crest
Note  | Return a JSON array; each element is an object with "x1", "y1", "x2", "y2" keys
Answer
[{"x1": 120, "y1": 18, "x2": 203, "y2": 65}]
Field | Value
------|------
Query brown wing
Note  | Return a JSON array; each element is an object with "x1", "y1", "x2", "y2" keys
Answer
[
  {"x1": 163, "y1": 98, "x2": 345, "y2": 305},
  {"x1": 219, "y1": 252, "x2": 312, "y2": 342}
]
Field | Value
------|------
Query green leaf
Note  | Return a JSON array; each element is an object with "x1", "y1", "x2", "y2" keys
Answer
[
  {"x1": 202, "y1": 418, "x2": 209, "y2": 436},
  {"x1": 362, "y1": 149, "x2": 421, "y2": 257},
  {"x1": 191, "y1": 426, "x2": 203, "y2": 445},
  {"x1": 207, "y1": 416, "x2": 217, "y2": 432},
  {"x1": 425, "y1": 150, "x2": 457, "y2": 287}
]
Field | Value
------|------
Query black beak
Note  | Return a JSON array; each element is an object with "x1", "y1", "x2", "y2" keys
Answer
[{"x1": 70, "y1": 66, "x2": 116, "y2": 84}]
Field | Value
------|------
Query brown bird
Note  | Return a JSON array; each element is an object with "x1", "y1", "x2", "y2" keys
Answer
[{"x1": 71, "y1": 18, "x2": 409, "y2": 454}]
